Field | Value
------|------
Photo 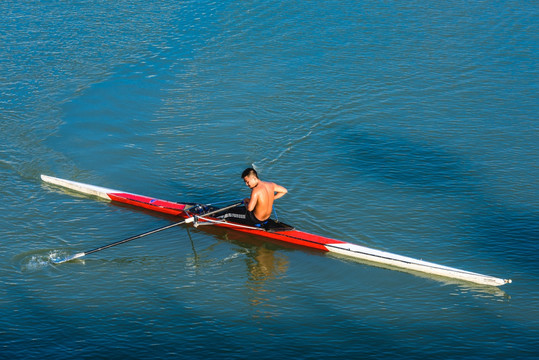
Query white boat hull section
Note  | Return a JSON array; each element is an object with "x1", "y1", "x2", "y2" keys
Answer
[
  {"x1": 328, "y1": 243, "x2": 508, "y2": 287},
  {"x1": 41, "y1": 175, "x2": 118, "y2": 201}
]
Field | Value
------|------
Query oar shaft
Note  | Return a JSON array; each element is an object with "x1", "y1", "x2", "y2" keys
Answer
[
  {"x1": 83, "y1": 221, "x2": 184, "y2": 256},
  {"x1": 55, "y1": 202, "x2": 242, "y2": 263}
]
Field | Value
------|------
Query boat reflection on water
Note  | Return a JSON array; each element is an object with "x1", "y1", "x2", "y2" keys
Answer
[
  {"x1": 245, "y1": 245, "x2": 289, "y2": 284},
  {"x1": 189, "y1": 225, "x2": 292, "y2": 316},
  {"x1": 244, "y1": 245, "x2": 289, "y2": 317}
]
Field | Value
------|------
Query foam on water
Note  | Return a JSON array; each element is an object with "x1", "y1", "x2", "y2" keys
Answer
[{"x1": 17, "y1": 250, "x2": 72, "y2": 272}]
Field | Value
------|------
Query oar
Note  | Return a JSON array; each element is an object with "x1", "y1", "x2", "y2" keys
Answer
[{"x1": 53, "y1": 202, "x2": 242, "y2": 264}]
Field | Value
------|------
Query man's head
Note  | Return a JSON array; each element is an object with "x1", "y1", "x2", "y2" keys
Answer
[{"x1": 241, "y1": 168, "x2": 259, "y2": 189}]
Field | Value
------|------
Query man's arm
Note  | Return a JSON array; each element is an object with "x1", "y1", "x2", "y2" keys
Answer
[
  {"x1": 273, "y1": 184, "x2": 287, "y2": 200},
  {"x1": 245, "y1": 192, "x2": 257, "y2": 211},
  {"x1": 244, "y1": 184, "x2": 259, "y2": 212}
]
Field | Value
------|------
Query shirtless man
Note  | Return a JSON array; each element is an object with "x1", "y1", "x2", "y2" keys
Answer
[
  {"x1": 219, "y1": 168, "x2": 287, "y2": 226},
  {"x1": 242, "y1": 168, "x2": 287, "y2": 222}
]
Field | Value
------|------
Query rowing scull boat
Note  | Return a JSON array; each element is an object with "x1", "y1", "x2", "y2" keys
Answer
[{"x1": 40, "y1": 175, "x2": 511, "y2": 287}]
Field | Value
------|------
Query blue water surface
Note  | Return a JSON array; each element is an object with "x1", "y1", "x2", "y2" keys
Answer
[{"x1": 1, "y1": 1, "x2": 537, "y2": 359}]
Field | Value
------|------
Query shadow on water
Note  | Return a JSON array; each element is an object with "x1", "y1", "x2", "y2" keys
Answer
[{"x1": 334, "y1": 129, "x2": 539, "y2": 273}]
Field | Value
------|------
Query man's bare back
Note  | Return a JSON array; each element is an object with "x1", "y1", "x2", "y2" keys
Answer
[{"x1": 242, "y1": 168, "x2": 287, "y2": 222}]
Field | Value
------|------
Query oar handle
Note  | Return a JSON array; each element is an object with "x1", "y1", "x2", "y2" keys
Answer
[{"x1": 53, "y1": 202, "x2": 242, "y2": 264}]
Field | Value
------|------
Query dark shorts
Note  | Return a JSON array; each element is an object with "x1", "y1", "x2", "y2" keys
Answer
[{"x1": 217, "y1": 205, "x2": 268, "y2": 227}]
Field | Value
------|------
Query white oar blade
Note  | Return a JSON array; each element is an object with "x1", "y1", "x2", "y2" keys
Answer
[{"x1": 52, "y1": 252, "x2": 85, "y2": 264}]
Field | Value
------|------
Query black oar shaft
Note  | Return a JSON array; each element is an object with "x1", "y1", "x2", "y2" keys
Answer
[
  {"x1": 83, "y1": 221, "x2": 184, "y2": 256},
  {"x1": 55, "y1": 202, "x2": 242, "y2": 263}
]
